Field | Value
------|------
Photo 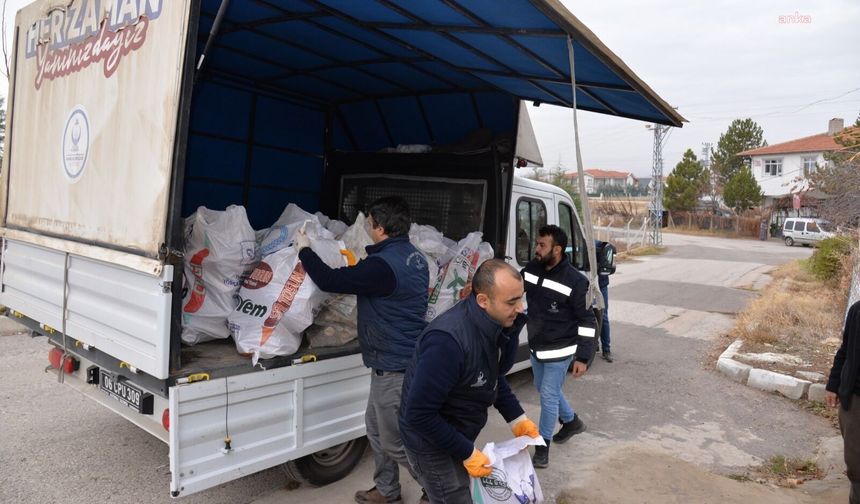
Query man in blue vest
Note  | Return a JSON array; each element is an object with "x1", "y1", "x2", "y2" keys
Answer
[
  {"x1": 296, "y1": 196, "x2": 429, "y2": 504},
  {"x1": 522, "y1": 225, "x2": 597, "y2": 469},
  {"x1": 399, "y1": 259, "x2": 540, "y2": 504}
]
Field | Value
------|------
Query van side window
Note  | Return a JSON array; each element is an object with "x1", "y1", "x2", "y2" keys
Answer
[
  {"x1": 558, "y1": 202, "x2": 586, "y2": 269},
  {"x1": 794, "y1": 221, "x2": 805, "y2": 231},
  {"x1": 516, "y1": 199, "x2": 547, "y2": 265},
  {"x1": 807, "y1": 221, "x2": 819, "y2": 232},
  {"x1": 784, "y1": 220, "x2": 794, "y2": 230}
]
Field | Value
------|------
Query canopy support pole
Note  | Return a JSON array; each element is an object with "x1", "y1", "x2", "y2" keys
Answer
[
  {"x1": 196, "y1": 0, "x2": 232, "y2": 77},
  {"x1": 566, "y1": 36, "x2": 604, "y2": 311}
]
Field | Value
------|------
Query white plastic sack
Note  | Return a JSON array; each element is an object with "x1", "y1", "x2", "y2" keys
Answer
[
  {"x1": 260, "y1": 204, "x2": 334, "y2": 256},
  {"x1": 181, "y1": 206, "x2": 258, "y2": 345},
  {"x1": 470, "y1": 436, "x2": 545, "y2": 504},
  {"x1": 230, "y1": 234, "x2": 346, "y2": 364},
  {"x1": 425, "y1": 232, "x2": 494, "y2": 321},
  {"x1": 340, "y1": 212, "x2": 374, "y2": 262}
]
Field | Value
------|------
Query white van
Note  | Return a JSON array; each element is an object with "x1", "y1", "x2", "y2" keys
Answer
[
  {"x1": 782, "y1": 218, "x2": 834, "y2": 247},
  {"x1": 0, "y1": 0, "x2": 681, "y2": 497}
]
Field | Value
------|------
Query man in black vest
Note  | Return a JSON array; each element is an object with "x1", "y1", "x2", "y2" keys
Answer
[
  {"x1": 296, "y1": 196, "x2": 429, "y2": 504},
  {"x1": 399, "y1": 259, "x2": 540, "y2": 504},
  {"x1": 826, "y1": 300, "x2": 860, "y2": 504},
  {"x1": 522, "y1": 225, "x2": 597, "y2": 469}
]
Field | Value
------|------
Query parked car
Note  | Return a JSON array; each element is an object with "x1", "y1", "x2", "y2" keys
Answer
[{"x1": 782, "y1": 218, "x2": 834, "y2": 246}]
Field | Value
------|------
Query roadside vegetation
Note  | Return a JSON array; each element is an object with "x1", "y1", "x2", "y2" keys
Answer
[
  {"x1": 730, "y1": 237, "x2": 856, "y2": 408},
  {"x1": 729, "y1": 455, "x2": 824, "y2": 488}
]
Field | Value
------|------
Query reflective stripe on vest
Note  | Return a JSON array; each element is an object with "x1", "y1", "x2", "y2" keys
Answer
[{"x1": 534, "y1": 344, "x2": 578, "y2": 360}]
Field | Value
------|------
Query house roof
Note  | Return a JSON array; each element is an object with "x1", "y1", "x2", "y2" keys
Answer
[{"x1": 737, "y1": 133, "x2": 841, "y2": 156}]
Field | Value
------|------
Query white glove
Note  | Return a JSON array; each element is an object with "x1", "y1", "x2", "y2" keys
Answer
[{"x1": 294, "y1": 229, "x2": 311, "y2": 251}]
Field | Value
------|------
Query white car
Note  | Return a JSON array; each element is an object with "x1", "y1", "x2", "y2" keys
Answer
[{"x1": 782, "y1": 218, "x2": 834, "y2": 246}]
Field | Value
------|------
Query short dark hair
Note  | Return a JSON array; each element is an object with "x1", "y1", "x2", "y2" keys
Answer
[
  {"x1": 367, "y1": 196, "x2": 411, "y2": 237},
  {"x1": 472, "y1": 259, "x2": 522, "y2": 297},
  {"x1": 538, "y1": 224, "x2": 568, "y2": 252}
]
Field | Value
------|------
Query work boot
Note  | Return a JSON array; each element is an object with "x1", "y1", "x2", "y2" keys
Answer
[
  {"x1": 532, "y1": 440, "x2": 550, "y2": 468},
  {"x1": 553, "y1": 414, "x2": 586, "y2": 443},
  {"x1": 602, "y1": 350, "x2": 614, "y2": 363},
  {"x1": 354, "y1": 486, "x2": 403, "y2": 504}
]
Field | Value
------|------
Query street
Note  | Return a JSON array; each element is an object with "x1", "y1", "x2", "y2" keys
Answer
[{"x1": 0, "y1": 233, "x2": 847, "y2": 503}]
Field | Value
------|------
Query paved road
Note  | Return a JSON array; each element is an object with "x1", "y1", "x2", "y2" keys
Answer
[{"x1": 0, "y1": 233, "x2": 845, "y2": 503}]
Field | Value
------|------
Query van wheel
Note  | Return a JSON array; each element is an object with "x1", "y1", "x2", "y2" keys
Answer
[
  {"x1": 784, "y1": 237, "x2": 794, "y2": 246},
  {"x1": 283, "y1": 437, "x2": 368, "y2": 486}
]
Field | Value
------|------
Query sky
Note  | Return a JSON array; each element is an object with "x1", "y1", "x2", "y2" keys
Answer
[{"x1": 2, "y1": 0, "x2": 859, "y2": 178}]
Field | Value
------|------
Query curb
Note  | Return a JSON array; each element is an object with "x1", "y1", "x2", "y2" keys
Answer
[{"x1": 716, "y1": 339, "x2": 823, "y2": 402}]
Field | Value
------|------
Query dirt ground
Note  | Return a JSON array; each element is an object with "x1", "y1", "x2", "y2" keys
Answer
[{"x1": 556, "y1": 448, "x2": 847, "y2": 504}]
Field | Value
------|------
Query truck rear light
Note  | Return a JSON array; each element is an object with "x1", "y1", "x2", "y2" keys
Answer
[
  {"x1": 48, "y1": 347, "x2": 79, "y2": 373},
  {"x1": 162, "y1": 408, "x2": 170, "y2": 431}
]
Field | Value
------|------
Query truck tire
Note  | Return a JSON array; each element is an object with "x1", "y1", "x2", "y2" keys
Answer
[
  {"x1": 283, "y1": 437, "x2": 368, "y2": 487},
  {"x1": 784, "y1": 237, "x2": 794, "y2": 246}
]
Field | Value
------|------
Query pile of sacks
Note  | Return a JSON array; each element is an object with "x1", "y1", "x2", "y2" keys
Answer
[{"x1": 180, "y1": 203, "x2": 493, "y2": 364}]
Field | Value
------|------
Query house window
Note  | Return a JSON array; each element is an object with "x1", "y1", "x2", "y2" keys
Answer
[
  {"x1": 764, "y1": 159, "x2": 782, "y2": 176},
  {"x1": 515, "y1": 198, "x2": 547, "y2": 265},
  {"x1": 802, "y1": 156, "x2": 817, "y2": 176}
]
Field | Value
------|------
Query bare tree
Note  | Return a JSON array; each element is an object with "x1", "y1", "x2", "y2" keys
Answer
[{"x1": 809, "y1": 115, "x2": 860, "y2": 228}]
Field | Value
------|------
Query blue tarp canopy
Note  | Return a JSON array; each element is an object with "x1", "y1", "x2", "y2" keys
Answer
[
  {"x1": 196, "y1": 0, "x2": 685, "y2": 127},
  {"x1": 184, "y1": 0, "x2": 685, "y2": 227}
]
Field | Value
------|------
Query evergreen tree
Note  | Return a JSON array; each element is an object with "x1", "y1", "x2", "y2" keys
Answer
[
  {"x1": 663, "y1": 149, "x2": 708, "y2": 212},
  {"x1": 711, "y1": 118, "x2": 766, "y2": 188},
  {"x1": 723, "y1": 166, "x2": 763, "y2": 213}
]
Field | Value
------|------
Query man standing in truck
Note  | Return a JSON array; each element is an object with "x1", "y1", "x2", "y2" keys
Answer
[
  {"x1": 399, "y1": 259, "x2": 540, "y2": 503},
  {"x1": 296, "y1": 196, "x2": 429, "y2": 504},
  {"x1": 522, "y1": 225, "x2": 597, "y2": 469}
]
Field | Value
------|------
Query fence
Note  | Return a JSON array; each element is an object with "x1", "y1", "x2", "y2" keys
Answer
[
  {"x1": 593, "y1": 217, "x2": 648, "y2": 252},
  {"x1": 664, "y1": 211, "x2": 764, "y2": 238}
]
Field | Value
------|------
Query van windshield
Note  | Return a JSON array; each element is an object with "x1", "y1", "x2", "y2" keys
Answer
[{"x1": 818, "y1": 221, "x2": 832, "y2": 232}]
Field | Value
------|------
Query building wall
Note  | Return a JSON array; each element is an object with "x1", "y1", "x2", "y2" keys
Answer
[{"x1": 750, "y1": 151, "x2": 826, "y2": 197}]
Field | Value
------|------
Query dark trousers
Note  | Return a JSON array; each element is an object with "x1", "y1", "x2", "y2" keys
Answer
[
  {"x1": 840, "y1": 396, "x2": 860, "y2": 504},
  {"x1": 404, "y1": 446, "x2": 471, "y2": 504},
  {"x1": 600, "y1": 284, "x2": 610, "y2": 352}
]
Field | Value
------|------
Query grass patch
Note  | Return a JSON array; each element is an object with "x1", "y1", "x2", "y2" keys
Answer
[
  {"x1": 730, "y1": 456, "x2": 825, "y2": 488},
  {"x1": 730, "y1": 258, "x2": 847, "y2": 376},
  {"x1": 627, "y1": 245, "x2": 667, "y2": 256}
]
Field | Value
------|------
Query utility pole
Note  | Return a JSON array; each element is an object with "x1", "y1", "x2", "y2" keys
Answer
[
  {"x1": 701, "y1": 142, "x2": 712, "y2": 171},
  {"x1": 647, "y1": 124, "x2": 669, "y2": 246}
]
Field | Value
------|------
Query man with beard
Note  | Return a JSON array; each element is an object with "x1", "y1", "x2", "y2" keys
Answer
[{"x1": 522, "y1": 225, "x2": 597, "y2": 468}]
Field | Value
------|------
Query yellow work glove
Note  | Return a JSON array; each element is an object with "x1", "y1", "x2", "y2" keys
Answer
[
  {"x1": 510, "y1": 416, "x2": 540, "y2": 438},
  {"x1": 463, "y1": 448, "x2": 492, "y2": 478}
]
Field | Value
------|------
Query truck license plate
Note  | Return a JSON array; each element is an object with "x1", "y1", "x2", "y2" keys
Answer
[{"x1": 99, "y1": 369, "x2": 153, "y2": 414}]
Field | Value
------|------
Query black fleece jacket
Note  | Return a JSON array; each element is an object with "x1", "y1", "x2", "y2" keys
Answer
[{"x1": 827, "y1": 301, "x2": 860, "y2": 410}]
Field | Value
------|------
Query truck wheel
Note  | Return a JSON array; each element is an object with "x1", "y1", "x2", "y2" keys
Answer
[
  {"x1": 784, "y1": 237, "x2": 794, "y2": 246},
  {"x1": 283, "y1": 437, "x2": 368, "y2": 487}
]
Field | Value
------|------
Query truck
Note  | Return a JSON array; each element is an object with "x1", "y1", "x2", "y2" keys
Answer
[{"x1": 0, "y1": 0, "x2": 683, "y2": 497}]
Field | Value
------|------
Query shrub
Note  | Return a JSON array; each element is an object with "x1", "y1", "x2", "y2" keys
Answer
[{"x1": 807, "y1": 236, "x2": 853, "y2": 281}]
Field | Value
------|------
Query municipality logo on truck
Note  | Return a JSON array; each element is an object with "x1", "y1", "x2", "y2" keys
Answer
[{"x1": 61, "y1": 105, "x2": 90, "y2": 182}]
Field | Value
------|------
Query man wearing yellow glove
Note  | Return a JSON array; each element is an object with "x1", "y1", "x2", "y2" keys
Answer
[{"x1": 400, "y1": 260, "x2": 539, "y2": 503}]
